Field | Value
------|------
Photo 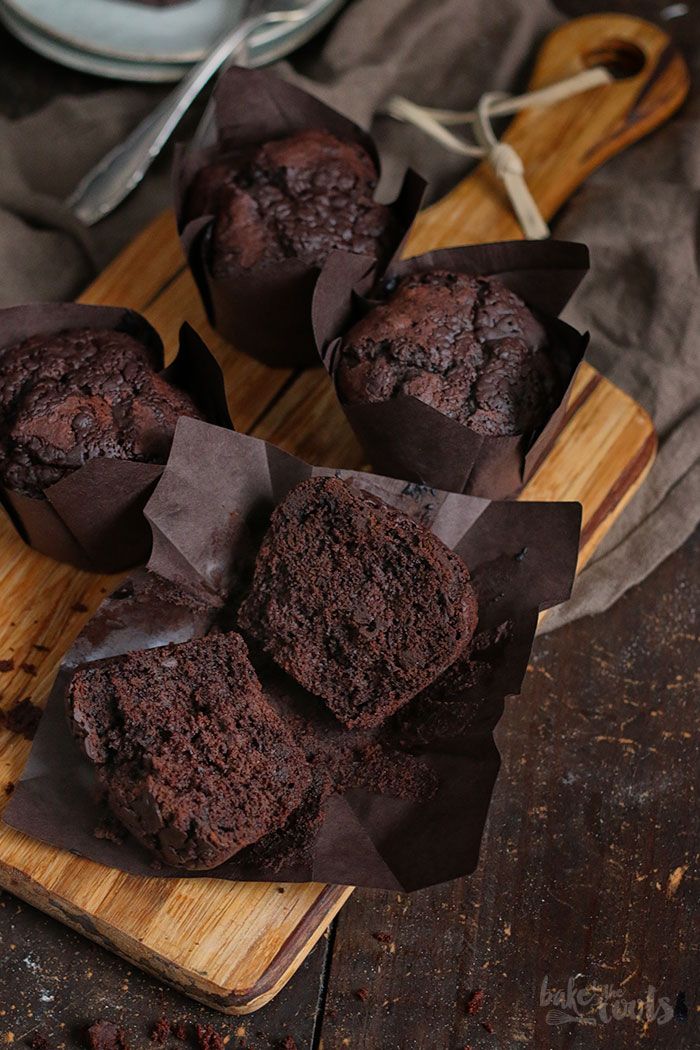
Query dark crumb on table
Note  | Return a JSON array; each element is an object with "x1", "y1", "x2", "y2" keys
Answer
[
  {"x1": 149, "y1": 1017, "x2": 170, "y2": 1044},
  {"x1": 195, "y1": 1024, "x2": 226, "y2": 1050},
  {"x1": 85, "y1": 1021, "x2": 130, "y2": 1050},
  {"x1": 466, "y1": 989, "x2": 484, "y2": 1015},
  {"x1": 20, "y1": 662, "x2": 37, "y2": 675},
  {"x1": 674, "y1": 991, "x2": 688, "y2": 1022},
  {"x1": 26, "y1": 1034, "x2": 49, "y2": 1050},
  {"x1": 278, "y1": 1037, "x2": 298, "y2": 1050},
  {"x1": 172, "y1": 1022, "x2": 188, "y2": 1041},
  {"x1": 33, "y1": 643, "x2": 49, "y2": 652},
  {"x1": 354, "y1": 987, "x2": 369, "y2": 1002},
  {"x1": 372, "y1": 931, "x2": 392, "y2": 943},
  {"x1": 514, "y1": 546, "x2": 528, "y2": 561},
  {"x1": 1, "y1": 698, "x2": 42, "y2": 739},
  {"x1": 0, "y1": 659, "x2": 14, "y2": 672},
  {"x1": 482, "y1": 1021, "x2": 494, "y2": 1034},
  {"x1": 71, "y1": 602, "x2": 89, "y2": 614},
  {"x1": 4, "y1": 782, "x2": 14, "y2": 796}
]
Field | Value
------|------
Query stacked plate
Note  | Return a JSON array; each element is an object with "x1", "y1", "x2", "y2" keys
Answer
[{"x1": 0, "y1": 0, "x2": 345, "y2": 82}]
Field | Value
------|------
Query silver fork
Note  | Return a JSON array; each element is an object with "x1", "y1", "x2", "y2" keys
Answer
[{"x1": 66, "y1": 0, "x2": 325, "y2": 226}]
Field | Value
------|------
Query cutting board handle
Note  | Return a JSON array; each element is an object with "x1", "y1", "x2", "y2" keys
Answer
[{"x1": 405, "y1": 13, "x2": 689, "y2": 252}]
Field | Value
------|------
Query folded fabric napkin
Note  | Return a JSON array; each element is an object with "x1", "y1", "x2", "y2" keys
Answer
[{"x1": 0, "y1": 0, "x2": 697, "y2": 629}]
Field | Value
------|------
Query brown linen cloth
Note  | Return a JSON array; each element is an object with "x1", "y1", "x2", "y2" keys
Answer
[{"x1": 0, "y1": 0, "x2": 697, "y2": 629}]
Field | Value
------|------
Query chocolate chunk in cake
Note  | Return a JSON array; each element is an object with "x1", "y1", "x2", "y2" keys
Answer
[
  {"x1": 68, "y1": 632, "x2": 311, "y2": 870},
  {"x1": 238, "y1": 476, "x2": 478, "y2": 728}
]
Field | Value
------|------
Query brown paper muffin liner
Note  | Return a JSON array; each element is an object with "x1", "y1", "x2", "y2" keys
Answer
[
  {"x1": 313, "y1": 239, "x2": 591, "y2": 499},
  {"x1": 4, "y1": 420, "x2": 581, "y2": 891},
  {"x1": 173, "y1": 65, "x2": 426, "y2": 368},
  {"x1": 0, "y1": 304, "x2": 232, "y2": 573}
]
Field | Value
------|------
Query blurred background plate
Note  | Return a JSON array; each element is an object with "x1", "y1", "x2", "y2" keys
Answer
[
  {"x1": 0, "y1": 5, "x2": 193, "y2": 80},
  {"x1": 0, "y1": 0, "x2": 345, "y2": 67}
]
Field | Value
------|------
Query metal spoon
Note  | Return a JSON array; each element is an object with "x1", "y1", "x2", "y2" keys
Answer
[{"x1": 66, "y1": 0, "x2": 331, "y2": 226}]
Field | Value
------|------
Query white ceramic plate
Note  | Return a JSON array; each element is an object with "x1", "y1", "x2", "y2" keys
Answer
[
  {"x1": 1, "y1": 0, "x2": 344, "y2": 64},
  {"x1": 0, "y1": 6, "x2": 192, "y2": 80}
]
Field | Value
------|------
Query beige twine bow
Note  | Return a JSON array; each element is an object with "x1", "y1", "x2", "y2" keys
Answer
[{"x1": 384, "y1": 66, "x2": 613, "y2": 239}]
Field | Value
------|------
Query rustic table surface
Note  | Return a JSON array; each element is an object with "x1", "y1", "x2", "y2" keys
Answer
[{"x1": 0, "y1": 1, "x2": 697, "y2": 1048}]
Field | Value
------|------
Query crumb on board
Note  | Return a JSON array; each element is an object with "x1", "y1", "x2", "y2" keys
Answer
[
  {"x1": 0, "y1": 698, "x2": 42, "y2": 739},
  {"x1": 354, "y1": 987, "x2": 369, "y2": 1002},
  {"x1": 0, "y1": 659, "x2": 14, "y2": 672},
  {"x1": 20, "y1": 663, "x2": 37, "y2": 676}
]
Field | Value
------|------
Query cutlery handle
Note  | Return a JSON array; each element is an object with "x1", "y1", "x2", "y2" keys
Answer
[{"x1": 67, "y1": 15, "x2": 265, "y2": 226}]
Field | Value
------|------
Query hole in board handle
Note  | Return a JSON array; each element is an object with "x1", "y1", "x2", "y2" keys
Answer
[{"x1": 583, "y1": 39, "x2": 646, "y2": 79}]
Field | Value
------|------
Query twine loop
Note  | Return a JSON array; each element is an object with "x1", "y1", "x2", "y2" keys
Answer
[
  {"x1": 384, "y1": 66, "x2": 614, "y2": 239},
  {"x1": 488, "y1": 141, "x2": 524, "y2": 179}
]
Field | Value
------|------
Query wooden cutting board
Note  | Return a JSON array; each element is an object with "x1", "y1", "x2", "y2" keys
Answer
[{"x1": 0, "y1": 14, "x2": 688, "y2": 1015}]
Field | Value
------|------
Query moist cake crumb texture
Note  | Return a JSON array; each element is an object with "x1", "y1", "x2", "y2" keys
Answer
[
  {"x1": 238, "y1": 475, "x2": 478, "y2": 729},
  {"x1": 68, "y1": 631, "x2": 311, "y2": 870}
]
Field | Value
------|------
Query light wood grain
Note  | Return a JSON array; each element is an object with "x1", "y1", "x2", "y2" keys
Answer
[
  {"x1": 406, "y1": 12, "x2": 689, "y2": 252},
  {"x1": 0, "y1": 13, "x2": 686, "y2": 1014}
]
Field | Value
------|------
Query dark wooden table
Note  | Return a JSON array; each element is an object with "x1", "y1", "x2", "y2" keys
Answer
[{"x1": 0, "y1": 2, "x2": 697, "y2": 1048}]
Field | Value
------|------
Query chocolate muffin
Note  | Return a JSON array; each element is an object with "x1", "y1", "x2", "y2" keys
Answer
[
  {"x1": 68, "y1": 631, "x2": 311, "y2": 870},
  {"x1": 187, "y1": 129, "x2": 396, "y2": 276},
  {"x1": 336, "y1": 271, "x2": 559, "y2": 437},
  {"x1": 0, "y1": 327, "x2": 202, "y2": 498},
  {"x1": 238, "y1": 476, "x2": 478, "y2": 729}
]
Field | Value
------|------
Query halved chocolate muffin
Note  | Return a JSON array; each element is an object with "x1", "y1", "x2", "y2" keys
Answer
[
  {"x1": 68, "y1": 631, "x2": 311, "y2": 870},
  {"x1": 238, "y1": 475, "x2": 478, "y2": 729}
]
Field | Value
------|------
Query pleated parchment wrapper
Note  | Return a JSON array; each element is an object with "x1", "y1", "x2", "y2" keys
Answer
[
  {"x1": 314, "y1": 240, "x2": 591, "y2": 499},
  {"x1": 5, "y1": 419, "x2": 581, "y2": 891},
  {"x1": 173, "y1": 65, "x2": 426, "y2": 369},
  {"x1": 0, "y1": 304, "x2": 232, "y2": 573}
]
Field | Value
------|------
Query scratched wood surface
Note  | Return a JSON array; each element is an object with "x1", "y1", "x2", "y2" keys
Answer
[{"x1": 0, "y1": 12, "x2": 688, "y2": 1015}]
